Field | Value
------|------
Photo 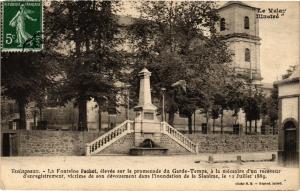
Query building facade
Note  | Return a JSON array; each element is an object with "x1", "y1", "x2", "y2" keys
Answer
[
  {"x1": 217, "y1": 1, "x2": 262, "y2": 83},
  {"x1": 276, "y1": 65, "x2": 300, "y2": 167}
]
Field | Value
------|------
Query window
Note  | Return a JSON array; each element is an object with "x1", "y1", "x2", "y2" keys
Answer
[
  {"x1": 244, "y1": 16, "x2": 249, "y2": 29},
  {"x1": 220, "y1": 18, "x2": 225, "y2": 31},
  {"x1": 245, "y1": 48, "x2": 250, "y2": 62}
]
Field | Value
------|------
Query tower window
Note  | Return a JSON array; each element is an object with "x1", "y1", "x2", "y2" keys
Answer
[
  {"x1": 244, "y1": 16, "x2": 249, "y2": 29},
  {"x1": 245, "y1": 48, "x2": 251, "y2": 62},
  {"x1": 220, "y1": 18, "x2": 225, "y2": 31}
]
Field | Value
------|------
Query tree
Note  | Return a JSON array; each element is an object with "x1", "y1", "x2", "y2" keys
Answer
[
  {"x1": 268, "y1": 86, "x2": 279, "y2": 134},
  {"x1": 171, "y1": 80, "x2": 197, "y2": 134},
  {"x1": 212, "y1": 92, "x2": 227, "y2": 134},
  {"x1": 201, "y1": 64, "x2": 246, "y2": 134},
  {"x1": 210, "y1": 105, "x2": 219, "y2": 133},
  {"x1": 242, "y1": 85, "x2": 264, "y2": 134},
  {"x1": 45, "y1": 1, "x2": 125, "y2": 130},
  {"x1": 183, "y1": 36, "x2": 233, "y2": 132},
  {"x1": 221, "y1": 74, "x2": 247, "y2": 133},
  {"x1": 282, "y1": 65, "x2": 297, "y2": 79},
  {"x1": 1, "y1": 51, "x2": 59, "y2": 129},
  {"x1": 226, "y1": 80, "x2": 245, "y2": 126},
  {"x1": 261, "y1": 85, "x2": 278, "y2": 134},
  {"x1": 128, "y1": 1, "x2": 235, "y2": 129}
]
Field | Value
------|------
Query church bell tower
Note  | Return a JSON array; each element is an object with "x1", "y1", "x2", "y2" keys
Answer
[{"x1": 217, "y1": 1, "x2": 262, "y2": 83}]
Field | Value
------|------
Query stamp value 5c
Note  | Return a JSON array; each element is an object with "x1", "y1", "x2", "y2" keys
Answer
[{"x1": 1, "y1": 1, "x2": 43, "y2": 52}]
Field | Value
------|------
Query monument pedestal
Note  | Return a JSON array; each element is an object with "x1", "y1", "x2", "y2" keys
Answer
[
  {"x1": 134, "y1": 110, "x2": 162, "y2": 147},
  {"x1": 130, "y1": 68, "x2": 167, "y2": 153}
]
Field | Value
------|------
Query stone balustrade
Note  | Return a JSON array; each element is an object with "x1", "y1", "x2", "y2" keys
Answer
[
  {"x1": 86, "y1": 120, "x2": 134, "y2": 155},
  {"x1": 162, "y1": 122, "x2": 198, "y2": 153}
]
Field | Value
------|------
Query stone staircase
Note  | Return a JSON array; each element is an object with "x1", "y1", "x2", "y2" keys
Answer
[
  {"x1": 85, "y1": 121, "x2": 198, "y2": 155},
  {"x1": 161, "y1": 122, "x2": 198, "y2": 153},
  {"x1": 85, "y1": 120, "x2": 134, "y2": 156}
]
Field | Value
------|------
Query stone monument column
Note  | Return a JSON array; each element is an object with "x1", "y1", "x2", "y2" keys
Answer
[
  {"x1": 134, "y1": 68, "x2": 161, "y2": 146},
  {"x1": 137, "y1": 68, "x2": 152, "y2": 108},
  {"x1": 134, "y1": 68, "x2": 157, "y2": 115}
]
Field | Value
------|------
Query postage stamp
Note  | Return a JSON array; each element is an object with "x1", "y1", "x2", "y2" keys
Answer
[{"x1": 1, "y1": 1, "x2": 43, "y2": 52}]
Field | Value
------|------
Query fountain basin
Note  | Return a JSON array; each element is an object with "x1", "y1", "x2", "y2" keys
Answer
[
  {"x1": 129, "y1": 147, "x2": 168, "y2": 156},
  {"x1": 130, "y1": 138, "x2": 168, "y2": 156}
]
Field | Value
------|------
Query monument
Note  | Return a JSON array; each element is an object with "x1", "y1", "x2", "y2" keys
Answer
[
  {"x1": 133, "y1": 69, "x2": 161, "y2": 142},
  {"x1": 85, "y1": 68, "x2": 198, "y2": 156},
  {"x1": 130, "y1": 68, "x2": 168, "y2": 155}
]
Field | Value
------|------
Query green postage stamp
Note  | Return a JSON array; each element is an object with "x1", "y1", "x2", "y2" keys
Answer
[{"x1": 1, "y1": 1, "x2": 43, "y2": 52}]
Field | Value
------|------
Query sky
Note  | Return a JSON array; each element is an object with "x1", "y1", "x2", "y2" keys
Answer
[
  {"x1": 246, "y1": 1, "x2": 300, "y2": 83},
  {"x1": 121, "y1": 1, "x2": 300, "y2": 84}
]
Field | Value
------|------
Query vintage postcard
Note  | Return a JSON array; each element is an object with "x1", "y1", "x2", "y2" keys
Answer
[{"x1": 0, "y1": 0, "x2": 299, "y2": 190}]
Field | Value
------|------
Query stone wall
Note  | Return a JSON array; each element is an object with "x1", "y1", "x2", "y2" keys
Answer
[
  {"x1": 160, "y1": 134, "x2": 190, "y2": 154},
  {"x1": 15, "y1": 131, "x2": 192, "y2": 156},
  {"x1": 98, "y1": 133, "x2": 190, "y2": 155},
  {"x1": 11, "y1": 131, "x2": 277, "y2": 156},
  {"x1": 101, "y1": 133, "x2": 135, "y2": 155},
  {"x1": 185, "y1": 134, "x2": 277, "y2": 153},
  {"x1": 18, "y1": 130, "x2": 105, "y2": 156}
]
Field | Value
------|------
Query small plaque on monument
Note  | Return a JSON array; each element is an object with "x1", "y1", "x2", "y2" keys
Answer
[{"x1": 144, "y1": 112, "x2": 154, "y2": 120}]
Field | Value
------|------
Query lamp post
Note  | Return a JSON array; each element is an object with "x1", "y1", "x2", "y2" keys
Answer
[
  {"x1": 125, "y1": 84, "x2": 131, "y2": 120},
  {"x1": 161, "y1": 88, "x2": 166, "y2": 122}
]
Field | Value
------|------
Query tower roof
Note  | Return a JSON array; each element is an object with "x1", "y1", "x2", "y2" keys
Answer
[{"x1": 219, "y1": 1, "x2": 258, "y2": 10}]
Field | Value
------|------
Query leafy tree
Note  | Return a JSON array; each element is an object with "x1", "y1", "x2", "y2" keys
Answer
[
  {"x1": 212, "y1": 92, "x2": 227, "y2": 133},
  {"x1": 45, "y1": 1, "x2": 125, "y2": 130},
  {"x1": 282, "y1": 65, "x2": 297, "y2": 79},
  {"x1": 184, "y1": 36, "x2": 233, "y2": 131},
  {"x1": 171, "y1": 80, "x2": 197, "y2": 134},
  {"x1": 268, "y1": 86, "x2": 279, "y2": 134},
  {"x1": 226, "y1": 80, "x2": 245, "y2": 125},
  {"x1": 1, "y1": 52, "x2": 59, "y2": 129},
  {"x1": 242, "y1": 85, "x2": 264, "y2": 134},
  {"x1": 210, "y1": 105, "x2": 219, "y2": 133},
  {"x1": 261, "y1": 85, "x2": 278, "y2": 134},
  {"x1": 205, "y1": 65, "x2": 246, "y2": 134},
  {"x1": 128, "y1": 1, "x2": 236, "y2": 130}
]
